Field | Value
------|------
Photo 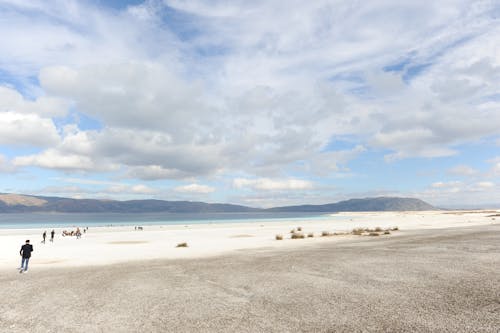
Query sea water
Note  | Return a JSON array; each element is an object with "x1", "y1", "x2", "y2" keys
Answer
[{"x1": 0, "y1": 212, "x2": 344, "y2": 229}]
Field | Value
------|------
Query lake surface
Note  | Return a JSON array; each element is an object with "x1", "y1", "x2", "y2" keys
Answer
[{"x1": 0, "y1": 212, "x2": 342, "y2": 229}]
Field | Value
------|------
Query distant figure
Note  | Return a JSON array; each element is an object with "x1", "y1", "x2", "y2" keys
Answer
[
  {"x1": 19, "y1": 240, "x2": 33, "y2": 273},
  {"x1": 76, "y1": 227, "x2": 81, "y2": 239},
  {"x1": 50, "y1": 229, "x2": 55, "y2": 242},
  {"x1": 42, "y1": 231, "x2": 46, "y2": 244}
]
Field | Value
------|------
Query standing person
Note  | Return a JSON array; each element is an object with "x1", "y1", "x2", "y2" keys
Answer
[
  {"x1": 50, "y1": 229, "x2": 55, "y2": 242},
  {"x1": 42, "y1": 231, "x2": 46, "y2": 244},
  {"x1": 19, "y1": 240, "x2": 33, "y2": 273}
]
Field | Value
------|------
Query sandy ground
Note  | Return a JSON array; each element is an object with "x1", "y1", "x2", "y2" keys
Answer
[
  {"x1": 0, "y1": 210, "x2": 498, "y2": 268},
  {"x1": 0, "y1": 211, "x2": 499, "y2": 332}
]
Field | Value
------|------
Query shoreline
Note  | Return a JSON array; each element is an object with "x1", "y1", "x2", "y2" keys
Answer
[
  {"x1": 1, "y1": 222, "x2": 499, "y2": 332},
  {"x1": 0, "y1": 210, "x2": 497, "y2": 270}
]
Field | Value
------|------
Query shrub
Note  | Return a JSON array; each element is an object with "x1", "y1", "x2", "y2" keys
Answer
[
  {"x1": 368, "y1": 232, "x2": 379, "y2": 236},
  {"x1": 290, "y1": 229, "x2": 296, "y2": 233},
  {"x1": 291, "y1": 233, "x2": 305, "y2": 239},
  {"x1": 275, "y1": 234, "x2": 283, "y2": 240},
  {"x1": 391, "y1": 226, "x2": 399, "y2": 231},
  {"x1": 375, "y1": 227, "x2": 382, "y2": 232},
  {"x1": 307, "y1": 233, "x2": 314, "y2": 238},
  {"x1": 321, "y1": 231, "x2": 331, "y2": 237},
  {"x1": 297, "y1": 227, "x2": 302, "y2": 231},
  {"x1": 352, "y1": 228, "x2": 364, "y2": 235},
  {"x1": 176, "y1": 242, "x2": 188, "y2": 247},
  {"x1": 384, "y1": 231, "x2": 391, "y2": 235}
]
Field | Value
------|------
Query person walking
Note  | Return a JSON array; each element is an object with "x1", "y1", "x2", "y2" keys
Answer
[
  {"x1": 42, "y1": 231, "x2": 46, "y2": 244},
  {"x1": 50, "y1": 229, "x2": 55, "y2": 242},
  {"x1": 19, "y1": 240, "x2": 33, "y2": 273}
]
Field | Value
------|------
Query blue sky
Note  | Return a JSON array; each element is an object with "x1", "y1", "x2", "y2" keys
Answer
[{"x1": 0, "y1": 0, "x2": 499, "y2": 208}]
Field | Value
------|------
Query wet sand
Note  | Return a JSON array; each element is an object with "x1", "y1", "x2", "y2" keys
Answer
[{"x1": 1, "y1": 223, "x2": 499, "y2": 332}]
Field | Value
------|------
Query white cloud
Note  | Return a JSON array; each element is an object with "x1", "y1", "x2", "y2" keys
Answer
[
  {"x1": 0, "y1": 154, "x2": 15, "y2": 173},
  {"x1": 233, "y1": 178, "x2": 314, "y2": 191},
  {"x1": 1, "y1": 1, "x2": 500, "y2": 205},
  {"x1": 431, "y1": 181, "x2": 462, "y2": 189},
  {"x1": 448, "y1": 165, "x2": 478, "y2": 176},
  {"x1": 475, "y1": 181, "x2": 494, "y2": 188},
  {"x1": 0, "y1": 111, "x2": 60, "y2": 147},
  {"x1": 174, "y1": 184, "x2": 215, "y2": 194},
  {"x1": 106, "y1": 184, "x2": 158, "y2": 195},
  {"x1": 13, "y1": 149, "x2": 96, "y2": 171}
]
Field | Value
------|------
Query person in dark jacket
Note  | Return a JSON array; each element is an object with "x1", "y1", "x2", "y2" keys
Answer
[
  {"x1": 50, "y1": 229, "x2": 55, "y2": 242},
  {"x1": 19, "y1": 240, "x2": 33, "y2": 273}
]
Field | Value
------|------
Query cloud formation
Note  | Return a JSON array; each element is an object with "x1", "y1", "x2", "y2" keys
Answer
[{"x1": 0, "y1": 0, "x2": 499, "y2": 206}]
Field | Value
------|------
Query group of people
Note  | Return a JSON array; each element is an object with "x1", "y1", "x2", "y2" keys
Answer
[
  {"x1": 41, "y1": 230, "x2": 55, "y2": 243},
  {"x1": 61, "y1": 227, "x2": 88, "y2": 238},
  {"x1": 19, "y1": 226, "x2": 89, "y2": 274}
]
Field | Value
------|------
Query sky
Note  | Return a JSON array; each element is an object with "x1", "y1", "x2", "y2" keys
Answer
[{"x1": 0, "y1": 0, "x2": 499, "y2": 208}]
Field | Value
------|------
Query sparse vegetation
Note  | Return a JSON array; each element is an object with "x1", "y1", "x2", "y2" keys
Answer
[
  {"x1": 384, "y1": 231, "x2": 391, "y2": 235},
  {"x1": 375, "y1": 227, "x2": 382, "y2": 232},
  {"x1": 352, "y1": 228, "x2": 364, "y2": 235},
  {"x1": 291, "y1": 233, "x2": 305, "y2": 239},
  {"x1": 321, "y1": 231, "x2": 331, "y2": 237},
  {"x1": 290, "y1": 229, "x2": 296, "y2": 233},
  {"x1": 176, "y1": 242, "x2": 188, "y2": 247},
  {"x1": 297, "y1": 227, "x2": 302, "y2": 231},
  {"x1": 307, "y1": 233, "x2": 314, "y2": 238},
  {"x1": 275, "y1": 234, "x2": 283, "y2": 240},
  {"x1": 369, "y1": 232, "x2": 379, "y2": 236},
  {"x1": 391, "y1": 226, "x2": 399, "y2": 231}
]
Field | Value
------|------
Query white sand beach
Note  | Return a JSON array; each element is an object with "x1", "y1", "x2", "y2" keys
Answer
[
  {"x1": 0, "y1": 210, "x2": 497, "y2": 270},
  {"x1": 1, "y1": 210, "x2": 499, "y2": 332}
]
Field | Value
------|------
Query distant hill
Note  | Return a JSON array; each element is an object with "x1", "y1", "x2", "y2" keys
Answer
[
  {"x1": 267, "y1": 197, "x2": 436, "y2": 212},
  {"x1": 0, "y1": 193, "x2": 436, "y2": 213}
]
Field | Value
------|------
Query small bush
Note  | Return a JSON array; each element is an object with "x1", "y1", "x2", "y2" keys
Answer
[
  {"x1": 275, "y1": 234, "x2": 283, "y2": 240},
  {"x1": 297, "y1": 227, "x2": 302, "y2": 231},
  {"x1": 290, "y1": 229, "x2": 296, "y2": 233},
  {"x1": 375, "y1": 227, "x2": 382, "y2": 232},
  {"x1": 352, "y1": 228, "x2": 364, "y2": 235},
  {"x1": 384, "y1": 231, "x2": 391, "y2": 235},
  {"x1": 176, "y1": 242, "x2": 188, "y2": 247},
  {"x1": 391, "y1": 226, "x2": 399, "y2": 231},
  {"x1": 368, "y1": 232, "x2": 379, "y2": 236},
  {"x1": 307, "y1": 233, "x2": 314, "y2": 238},
  {"x1": 291, "y1": 233, "x2": 305, "y2": 239},
  {"x1": 321, "y1": 231, "x2": 331, "y2": 237}
]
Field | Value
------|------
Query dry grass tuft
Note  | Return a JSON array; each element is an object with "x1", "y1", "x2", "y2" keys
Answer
[
  {"x1": 321, "y1": 231, "x2": 331, "y2": 237},
  {"x1": 275, "y1": 234, "x2": 283, "y2": 240},
  {"x1": 391, "y1": 226, "x2": 399, "y2": 231},
  {"x1": 368, "y1": 232, "x2": 379, "y2": 236},
  {"x1": 307, "y1": 233, "x2": 314, "y2": 238},
  {"x1": 384, "y1": 231, "x2": 391, "y2": 235},
  {"x1": 291, "y1": 233, "x2": 305, "y2": 239},
  {"x1": 176, "y1": 242, "x2": 188, "y2": 247},
  {"x1": 375, "y1": 227, "x2": 383, "y2": 232},
  {"x1": 297, "y1": 227, "x2": 302, "y2": 231},
  {"x1": 352, "y1": 228, "x2": 364, "y2": 235},
  {"x1": 290, "y1": 229, "x2": 296, "y2": 234}
]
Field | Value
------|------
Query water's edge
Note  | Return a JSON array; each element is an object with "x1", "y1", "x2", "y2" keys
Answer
[{"x1": 0, "y1": 212, "x2": 342, "y2": 229}]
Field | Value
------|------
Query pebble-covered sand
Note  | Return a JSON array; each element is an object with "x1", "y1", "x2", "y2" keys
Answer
[{"x1": 1, "y1": 223, "x2": 499, "y2": 332}]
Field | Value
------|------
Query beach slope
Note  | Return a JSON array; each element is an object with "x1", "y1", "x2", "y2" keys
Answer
[{"x1": 1, "y1": 223, "x2": 499, "y2": 332}]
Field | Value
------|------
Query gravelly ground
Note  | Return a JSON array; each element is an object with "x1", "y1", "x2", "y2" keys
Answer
[{"x1": 1, "y1": 224, "x2": 499, "y2": 333}]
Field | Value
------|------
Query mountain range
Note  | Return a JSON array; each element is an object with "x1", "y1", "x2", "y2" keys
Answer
[{"x1": 0, "y1": 193, "x2": 436, "y2": 213}]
